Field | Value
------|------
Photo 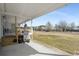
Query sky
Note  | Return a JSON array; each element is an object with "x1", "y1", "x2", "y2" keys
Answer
[{"x1": 24, "y1": 3, "x2": 79, "y2": 27}]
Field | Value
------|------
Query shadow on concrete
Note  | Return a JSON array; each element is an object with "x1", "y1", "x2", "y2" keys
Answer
[
  {"x1": 0, "y1": 44, "x2": 69, "y2": 56},
  {"x1": 0, "y1": 43, "x2": 38, "y2": 56}
]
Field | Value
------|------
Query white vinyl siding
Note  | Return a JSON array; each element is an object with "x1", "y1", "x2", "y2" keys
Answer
[{"x1": 0, "y1": 15, "x2": 2, "y2": 39}]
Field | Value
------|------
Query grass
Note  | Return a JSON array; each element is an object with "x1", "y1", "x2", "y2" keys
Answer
[{"x1": 33, "y1": 31, "x2": 79, "y2": 54}]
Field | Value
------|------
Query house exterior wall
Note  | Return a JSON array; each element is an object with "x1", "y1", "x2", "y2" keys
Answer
[
  {"x1": 0, "y1": 15, "x2": 3, "y2": 39},
  {"x1": 2, "y1": 15, "x2": 16, "y2": 36}
]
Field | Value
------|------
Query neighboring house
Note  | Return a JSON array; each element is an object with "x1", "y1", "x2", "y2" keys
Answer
[
  {"x1": 74, "y1": 26, "x2": 79, "y2": 31},
  {"x1": 33, "y1": 25, "x2": 46, "y2": 31}
]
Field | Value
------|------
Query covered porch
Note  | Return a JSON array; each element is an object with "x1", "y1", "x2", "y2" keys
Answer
[{"x1": 0, "y1": 3, "x2": 70, "y2": 56}]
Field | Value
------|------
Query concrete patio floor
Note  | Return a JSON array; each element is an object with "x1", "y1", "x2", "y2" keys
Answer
[{"x1": 0, "y1": 41, "x2": 70, "y2": 56}]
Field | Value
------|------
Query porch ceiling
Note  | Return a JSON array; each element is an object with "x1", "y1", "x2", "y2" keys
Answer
[{"x1": 0, "y1": 3, "x2": 66, "y2": 24}]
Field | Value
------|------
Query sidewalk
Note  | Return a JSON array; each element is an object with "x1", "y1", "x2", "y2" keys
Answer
[{"x1": 26, "y1": 40, "x2": 71, "y2": 56}]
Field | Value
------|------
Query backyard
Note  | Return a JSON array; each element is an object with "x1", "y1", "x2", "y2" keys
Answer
[{"x1": 33, "y1": 31, "x2": 79, "y2": 55}]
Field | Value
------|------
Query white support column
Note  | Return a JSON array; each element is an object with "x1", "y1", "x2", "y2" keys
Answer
[{"x1": 31, "y1": 19, "x2": 33, "y2": 40}]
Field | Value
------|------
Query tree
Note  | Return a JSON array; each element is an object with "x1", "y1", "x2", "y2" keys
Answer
[
  {"x1": 55, "y1": 24, "x2": 60, "y2": 31},
  {"x1": 70, "y1": 22, "x2": 75, "y2": 31},
  {"x1": 58, "y1": 21, "x2": 67, "y2": 32},
  {"x1": 46, "y1": 22, "x2": 53, "y2": 31}
]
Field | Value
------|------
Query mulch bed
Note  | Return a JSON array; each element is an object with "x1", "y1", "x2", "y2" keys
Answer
[{"x1": 1, "y1": 35, "x2": 17, "y2": 46}]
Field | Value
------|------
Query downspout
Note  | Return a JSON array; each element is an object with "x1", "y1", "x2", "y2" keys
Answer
[{"x1": 15, "y1": 16, "x2": 18, "y2": 43}]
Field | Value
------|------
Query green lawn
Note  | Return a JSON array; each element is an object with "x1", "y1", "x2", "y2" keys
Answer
[{"x1": 33, "y1": 31, "x2": 79, "y2": 54}]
